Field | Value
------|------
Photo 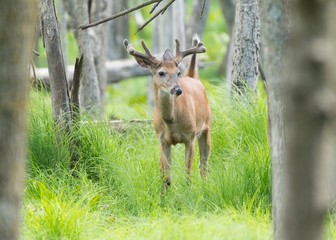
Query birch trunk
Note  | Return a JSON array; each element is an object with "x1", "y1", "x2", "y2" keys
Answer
[
  {"x1": 0, "y1": 0, "x2": 37, "y2": 239},
  {"x1": 231, "y1": 0, "x2": 260, "y2": 92}
]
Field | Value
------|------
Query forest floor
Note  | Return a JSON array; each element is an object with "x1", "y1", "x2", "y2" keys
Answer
[{"x1": 22, "y1": 78, "x2": 336, "y2": 239}]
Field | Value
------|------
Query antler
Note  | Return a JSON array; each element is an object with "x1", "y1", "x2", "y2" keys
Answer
[
  {"x1": 123, "y1": 39, "x2": 160, "y2": 68},
  {"x1": 174, "y1": 39, "x2": 206, "y2": 64}
]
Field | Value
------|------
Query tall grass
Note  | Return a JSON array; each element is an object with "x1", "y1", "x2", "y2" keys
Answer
[{"x1": 23, "y1": 84, "x2": 273, "y2": 239}]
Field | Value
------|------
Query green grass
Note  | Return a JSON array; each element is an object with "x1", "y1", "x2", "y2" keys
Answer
[
  {"x1": 23, "y1": 80, "x2": 336, "y2": 239},
  {"x1": 23, "y1": 81, "x2": 274, "y2": 239}
]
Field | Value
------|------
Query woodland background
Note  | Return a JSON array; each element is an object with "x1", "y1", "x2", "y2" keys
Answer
[{"x1": 1, "y1": 0, "x2": 336, "y2": 240}]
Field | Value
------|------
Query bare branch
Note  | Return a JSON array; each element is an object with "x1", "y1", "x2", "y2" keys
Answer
[
  {"x1": 200, "y1": 0, "x2": 207, "y2": 19},
  {"x1": 78, "y1": 0, "x2": 162, "y2": 30},
  {"x1": 136, "y1": 0, "x2": 175, "y2": 33},
  {"x1": 150, "y1": 1, "x2": 161, "y2": 14}
]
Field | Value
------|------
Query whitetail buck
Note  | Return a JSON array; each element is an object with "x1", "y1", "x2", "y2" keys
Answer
[{"x1": 123, "y1": 36, "x2": 212, "y2": 187}]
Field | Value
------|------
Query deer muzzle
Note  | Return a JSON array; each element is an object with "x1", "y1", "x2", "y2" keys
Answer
[{"x1": 170, "y1": 85, "x2": 183, "y2": 97}]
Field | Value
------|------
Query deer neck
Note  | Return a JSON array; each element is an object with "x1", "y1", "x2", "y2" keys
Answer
[{"x1": 154, "y1": 86, "x2": 175, "y2": 124}]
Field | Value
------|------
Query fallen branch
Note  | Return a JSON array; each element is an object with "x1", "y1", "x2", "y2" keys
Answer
[
  {"x1": 31, "y1": 59, "x2": 150, "y2": 89},
  {"x1": 31, "y1": 59, "x2": 217, "y2": 90}
]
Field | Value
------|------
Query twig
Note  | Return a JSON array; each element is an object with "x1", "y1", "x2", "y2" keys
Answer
[
  {"x1": 78, "y1": 0, "x2": 162, "y2": 30},
  {"x1": 136, "y1": 0, "x2": 175, "y2": 33},
  {"x1": 30, "y1": 59, "x2": 37, "y2": 83},
  {"x1": 150, "y1": 1, "x2": 161, "y2": 14},
  {"x1": 200, "y1": 0, "x2": 207, "y2": 19},
  {"x1": 33, "y1": 50, "x2": 40, "y2": 56}
]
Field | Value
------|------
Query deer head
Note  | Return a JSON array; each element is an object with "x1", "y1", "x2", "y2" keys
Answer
[{"x1": 123, "y1": 39, "x2": 206, "y2": 97}]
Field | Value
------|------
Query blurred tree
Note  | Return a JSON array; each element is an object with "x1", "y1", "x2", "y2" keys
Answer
[
  {"x1": 107, "y1": 0, "x2": 129, "y2": 60},
  {"x1": 186, "y1": 0, "x2": 211, "y2": 45},
  {"x1": 283, "y1": 1, "x2": 336, "y2": 239},
  {"x1": 91, "y1": 0, "x2": 108, "y2": 104},
  {"x1": 218, "y1": 0, "x2": 235, "y2": 83},
  {"x1": 231, "y1": 0, "x2": 260, "y2": 92},
  {"x1": 76, "y1": 0, "x2": 101, "y2": 116},
  {"x1": 0, "y1": 0, "x2": 37, "y2": 239},
  {"x1": 259, "y1": 0, "x2": 287, "y2": 239},
  {"x1": 56, "y1": 0, "x2": 68, "y2": 67}
]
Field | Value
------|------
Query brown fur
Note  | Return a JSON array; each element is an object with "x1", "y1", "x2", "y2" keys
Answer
[{"x1": 124, "y1": 38, "x2": 211, "y2": 187}]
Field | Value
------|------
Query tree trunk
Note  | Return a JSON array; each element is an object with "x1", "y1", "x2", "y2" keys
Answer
[
  {"x1": 56, "y1": 0, "x2": 68, "y2": 67},
  {"x1": 231, "y1": 0, "x2": 260, "y2": 92},
  {"x1": 0, "y1": 0, "x2": 37, "y2": 239},
  {"x1": 91, "y1": 0, "x2": 108, "y2": 104},
  {"x1": 259, "y1": 0, "x2": 288, "y2": 239},
  {"x1": 41, "y1": 0, "x2": 72, "y2": 130},
  {"x1": 76, "y1": 0, "x2": 101, "y2": 116},
  {"x1": 217, "y1": 0, "x2": 236, "y2": 76},
  {"x1": 283, "y1": 1, "x2": 336, "y2": 239},
  {"x1": 186, "y1": 0, "x2": 211, "y2": 45},
  {"x1": 107, "y1": 0, "x2": 129, "y2": 60}
]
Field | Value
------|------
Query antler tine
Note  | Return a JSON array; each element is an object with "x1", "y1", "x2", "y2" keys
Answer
[
  {"x1": 141, "y1": 40, "x2": 155, "y2": 59},
  {"x1": 174, "y1": 39, "x2": 206, "y2": 64},
  {"x1": 175, "y1": 39, "x2": 181, "y2": 60},
  {"x1": 123, "y1": 39, "x2": 159, "y2": 66}
]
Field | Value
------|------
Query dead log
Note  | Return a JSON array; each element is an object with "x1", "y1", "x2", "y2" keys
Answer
[{"x1": 31, "y1": 59, "x2": 150, "y2": 89}]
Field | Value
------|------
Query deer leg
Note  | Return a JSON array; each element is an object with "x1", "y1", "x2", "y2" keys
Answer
[
  {"x1": 185, "y1": 140, "x2": 195, "y2": 179},
  {"x1": 198, "y1": 129, "x2": 211, "y2": 179},
  {"x1": 160, "y1": 140, "x2": 172, "y2": 187}
]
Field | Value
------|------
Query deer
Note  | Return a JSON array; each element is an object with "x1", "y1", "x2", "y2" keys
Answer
[{"x1": 123, "y1": 36, "x2": 212, "y2": 187}]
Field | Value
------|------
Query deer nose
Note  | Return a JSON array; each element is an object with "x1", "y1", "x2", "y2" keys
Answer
[{"x1": 170, "y1": 85, "x2": 183, "y2": 96}]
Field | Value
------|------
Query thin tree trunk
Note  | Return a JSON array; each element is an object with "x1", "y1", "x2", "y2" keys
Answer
[
  {"x1": 259, "y1": 0, "x2": 288, "y2": 239},
  {"x1": 56, "y1": 0, "x2": 67, "y2": 67},
  {"x1": 107, "y1": 0, "x2": 129, "y2": 60},
  {"x1": 231, "y1": 0, "x2": 260, "y2": 92},
  {"x1": 186, "y1": 0, "x2": 210, "y2": 45},
  {"x1": 76, "y1": 0, "x2": 101, "y2": 116},
  {"x1": 41, "y1": 0, "x2": 72, "y2": 130},
  {"x1": 0, "y1": 0, "x2": 37, "y2": 239},
  {"x1": 283, "y1": 1, "x2": 336, "y2": 239},
  {"x1": 91, "y1": 0, "x2": 108, "y2": 104},
  {"x1": 217, "y1": 0, "x2": 236, "y2": 76}
]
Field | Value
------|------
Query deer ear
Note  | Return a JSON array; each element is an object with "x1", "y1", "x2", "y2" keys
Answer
[{"x1": 163, "y1": 49, "x2": 174, "y2": 61}]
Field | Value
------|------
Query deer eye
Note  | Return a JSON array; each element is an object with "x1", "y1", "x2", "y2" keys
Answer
[
  {"x1": 158, "y1": 71, "x2": 166, "y2": 77},
  {"x1": 177, "y1": 71, "x2": 181, "y2": 77}
]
